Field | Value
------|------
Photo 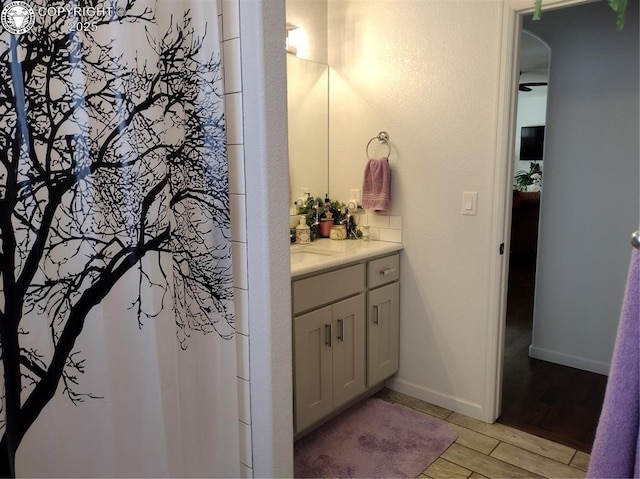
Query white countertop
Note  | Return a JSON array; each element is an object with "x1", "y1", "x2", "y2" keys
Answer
[{"x1": 291, "y1": 238, "x2": 403, "y2": 278}]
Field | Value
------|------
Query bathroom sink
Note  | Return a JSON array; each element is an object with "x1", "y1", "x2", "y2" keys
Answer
[{"x1": 290, "y1": 245, "x2": 340, "y2": 265}]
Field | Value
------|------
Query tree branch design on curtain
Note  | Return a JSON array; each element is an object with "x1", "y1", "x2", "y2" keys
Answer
[{"x1": 0, "y1": 1, "x2": 233, "y2": 476}]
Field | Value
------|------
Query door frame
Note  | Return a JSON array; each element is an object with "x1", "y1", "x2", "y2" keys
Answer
[{"x1": 484, "y1": 0, "x2": 595, "y2": 423}]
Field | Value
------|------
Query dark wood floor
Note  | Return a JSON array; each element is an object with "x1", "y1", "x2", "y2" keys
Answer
[{"x1": 497, "y1": 254, "x2": 608, "y2": 453}]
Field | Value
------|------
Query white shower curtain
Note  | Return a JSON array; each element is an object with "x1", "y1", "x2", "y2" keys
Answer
[{"x1": 0, "y1": 0, "x2": 239, "y2": 476}]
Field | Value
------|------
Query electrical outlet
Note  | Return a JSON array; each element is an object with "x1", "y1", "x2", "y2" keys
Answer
[{"x1": 347, "y1": 189, "x2": 362, "y2": 212}]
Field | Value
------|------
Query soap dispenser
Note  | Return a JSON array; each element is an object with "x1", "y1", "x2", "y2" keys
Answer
[{"x1": 296, "y1": 216, "x2": 311, "y2": 245}]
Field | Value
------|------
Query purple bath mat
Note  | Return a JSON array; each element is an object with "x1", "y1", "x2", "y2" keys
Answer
[{"x1": 294, "y1": 397, "x2": 457, "y2": 478}]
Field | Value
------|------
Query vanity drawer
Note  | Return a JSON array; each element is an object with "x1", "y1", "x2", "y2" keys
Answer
[
  {"x1": 368, "y1": 254, "x2": 399, "y2": 289},
  {"x1": 293, "y1": 264, "x2": 365, "y2": 315}
]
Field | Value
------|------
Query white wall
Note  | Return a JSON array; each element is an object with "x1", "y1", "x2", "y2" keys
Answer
[
  {"x1": 328, "y1": 0, "x2": 503, "y2": 419},
  {"x1": 237, "y1": 0, "x2": 294, "y2": 477},
  {"x1": 525, "y1": 1, "x2": 639, "y2": 374}
]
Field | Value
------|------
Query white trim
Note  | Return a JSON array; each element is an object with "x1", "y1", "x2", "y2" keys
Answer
[
  {"x1": 483, "y1": 0, "x2": 522, "y2": 424},
  {"x1": 529, "y1": 345, "x2": 611, "y2": 376},
  {"x1": 485, "y1": 0, "x2": 596, "y2": 424},
  {"x1": 386, "y1": 378, "x2": 484, "y2": 420},
  {"x1": 504, "y1": 0, "x2": 598, "y2": 14}
]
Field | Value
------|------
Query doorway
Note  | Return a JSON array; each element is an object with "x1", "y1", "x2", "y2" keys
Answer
[
  {"x1": 498, "y1": 28, "x2": 607, "y2": 453},
  {"x1": 489, "y1": 0, "x2": 638, "y2": 451}
]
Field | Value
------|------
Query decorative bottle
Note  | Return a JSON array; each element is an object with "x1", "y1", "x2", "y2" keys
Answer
[{"x1": 296, "y1": 216, "x2": 311, "y2": 245}]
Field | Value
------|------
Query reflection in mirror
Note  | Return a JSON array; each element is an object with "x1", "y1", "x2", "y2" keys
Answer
[
  {"x1": 287, "y1": 55, "x2": 329, "y2": 209},
  {"x1": 514, "y1": 31, "x2": 549, "y2": 192}
]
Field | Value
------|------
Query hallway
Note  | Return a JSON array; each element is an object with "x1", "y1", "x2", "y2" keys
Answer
[{"x1": 497, "y1": 255, "x2": 608, "y2": 452}]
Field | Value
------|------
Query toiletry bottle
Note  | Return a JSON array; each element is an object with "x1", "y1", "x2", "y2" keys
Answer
[
  {"x1": 296, "y1": 216, "x2": 311, "y2": 245},
  {"x1": 323, "y1": 194, "x2": 331, "y2": 215},
  {"x1": 361, "y1": 225, "x2": 370, "y2": 241}
]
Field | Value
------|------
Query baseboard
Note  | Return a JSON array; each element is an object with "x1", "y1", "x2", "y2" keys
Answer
[
  {"x1": 528, "y1": 344, "x2": 610, "y2": 376},
  {"x1": 385, "y1": 377, "x2": 484, "y2": 421}
]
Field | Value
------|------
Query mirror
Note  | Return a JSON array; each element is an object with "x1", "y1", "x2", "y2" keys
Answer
[{"x1": 286, "y1": 55, "x2": 329, "y2": 209}]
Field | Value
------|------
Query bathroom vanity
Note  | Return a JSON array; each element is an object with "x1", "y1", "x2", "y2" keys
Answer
[{"x1": 291, "y1": 239, "x2": 402, "y2": 436}]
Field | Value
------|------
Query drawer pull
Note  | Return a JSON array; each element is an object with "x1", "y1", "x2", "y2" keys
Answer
[
  {"x1": 380, "y1": 267, "x2": 396, "y2": 276},
  {"x1": 325, "y1": 323, "x2": 333, "y2": 347},
  {"x1": 337, "y1": 319, "x2": 344, "y2": 341},
  {"x1": 373, "y1": 305, "x2": 379, "y2": 325}
]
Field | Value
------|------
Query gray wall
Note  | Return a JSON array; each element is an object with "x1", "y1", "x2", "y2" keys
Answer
[{"x1": 524, "y1": 0, "x2": 639, "y2": 374}]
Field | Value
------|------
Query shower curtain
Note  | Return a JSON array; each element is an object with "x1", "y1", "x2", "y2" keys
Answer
[{"x1": 0, "y1": 0, "x2": 238, "y2": 476}]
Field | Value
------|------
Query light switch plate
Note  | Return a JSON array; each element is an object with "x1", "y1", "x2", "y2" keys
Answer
[{"x1": 462, "y1": 191, "x2": 478, "y2": 216}]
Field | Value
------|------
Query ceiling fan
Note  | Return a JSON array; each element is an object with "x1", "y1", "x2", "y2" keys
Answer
[{"x1": 519, "y1": 82, "x2": 548, "y2": 92}]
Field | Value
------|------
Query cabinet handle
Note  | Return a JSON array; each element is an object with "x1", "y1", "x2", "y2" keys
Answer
[
  {"x1": 337, "y1": 319, "x2": 344, "y2": 341},
  {"x1": 380, "y1": 267, "x2": 396, "y2": 276},
  {"x1": 325, "y1": 323, "x2": 332, "y2": 347},
  {"x1": 373, "y1": 305, "x2": 379, "y2": 325}
]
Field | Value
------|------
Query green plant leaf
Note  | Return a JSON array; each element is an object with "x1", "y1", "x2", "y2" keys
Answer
[
  {"x1": 533, "y1": 0, "x2": 542, "y2": 20},
  {"x1": 534, "y1": 0, "x2": 626, "y2": 28},
  {"x1": 608, "y1": 0, "x2": 628, "y2": 29}
]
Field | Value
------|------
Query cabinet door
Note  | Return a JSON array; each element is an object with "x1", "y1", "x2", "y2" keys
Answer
[
  {"x1": 294, "y1": 306, "x2": 333, "y2": 433},
  {"x1": 332, "y1": 294, "x2": 366, "y2": 409},
  {"x1": 367, "y1": 282, "x2": 400, "y2": 386}
]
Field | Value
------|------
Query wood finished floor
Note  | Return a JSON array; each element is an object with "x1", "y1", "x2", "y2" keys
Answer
[
  {"x1": 497, "y1": 254, "x2": 607, "y2": 453},
  {"x1": 375, "y1": 388, "x2": 589, "y2": 479}
]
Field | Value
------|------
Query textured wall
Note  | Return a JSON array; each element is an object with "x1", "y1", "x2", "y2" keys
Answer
[
  {"x1": 239, "y1": 0, "x2": 294, "y2": 477},
  {"x1": 328, "y1": 0, "x2": 503, "y2": 418}
]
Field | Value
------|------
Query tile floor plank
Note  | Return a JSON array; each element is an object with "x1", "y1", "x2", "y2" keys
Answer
[
  {"x1": 491, "y1": 442, "x2": 586, "y2": 478},
  {"x1": 441, "y1": 443, "x2": 542, "y2": 478},
  {"x1": 447, "y1": 413, "x2": 575, "y2": 464},
  {"x1": 468, "y1": 473, "x2": 488, "y2": 478},
  {"x1": 448, "y1": 423, "x2": 500, "y2": 455},
  {"x1": 424, "y1": 458, "x2": 472, "y2": 479},
  {"x1": 570, "y1": 451, "x2": 591, "y2": 472}
]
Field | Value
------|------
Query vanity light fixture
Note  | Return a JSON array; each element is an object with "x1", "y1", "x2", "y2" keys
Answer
[{"x1": 286, "y1": 23, "x2": 302, "y2": 56}]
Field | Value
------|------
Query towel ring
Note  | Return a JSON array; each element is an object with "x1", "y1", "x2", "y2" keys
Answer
[
  {"x1": 366, "y1": 131, "x2": 391, "y2": 159},
  {"x1": 632, "y1": 229, "x2": 640, "y2": 250}
]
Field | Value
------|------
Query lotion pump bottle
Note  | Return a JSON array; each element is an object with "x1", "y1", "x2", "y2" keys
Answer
[{"x1": 296, "y1": 216, "x2": 311, "y2": 245}]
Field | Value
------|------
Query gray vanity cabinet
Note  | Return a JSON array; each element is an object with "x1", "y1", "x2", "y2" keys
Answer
[
  {"x1": 293, "y1": 294, "x2": 366, "y2": 433},
  {"x1": 367, "y1": 283, "x2": 400, "y2": 385},
  {"x1": 292, "y1": 252, "x2": 400, "y2": 435},
  {"x1": 367, "y1": 254, "x2": 400, "y2": 386},
  {"x1": 331, "y1": 295, "x2": 367, "y2": 407},
  {"x1": 293, "y1": 264, "x2": 366, "y2": 433},
  {"x1": 293, "y1": 306, "x2": 333, "y2": 430}
]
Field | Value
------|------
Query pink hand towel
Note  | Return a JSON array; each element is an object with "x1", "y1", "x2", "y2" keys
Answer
[{"x1": 361, "y1": 157, "x2": 390, "y2": 212}]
